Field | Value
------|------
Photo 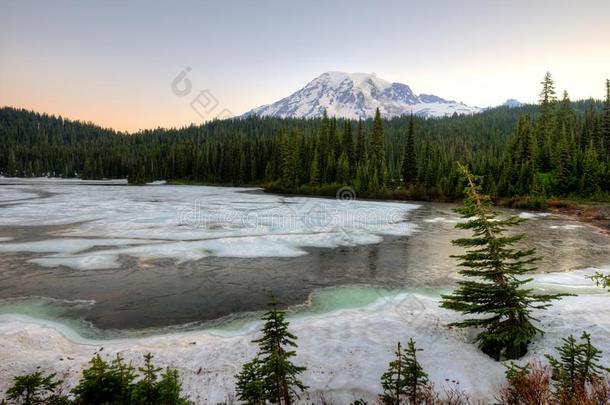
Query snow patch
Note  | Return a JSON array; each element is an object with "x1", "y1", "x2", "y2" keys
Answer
[{"x1": 1, "y1": 292, "x2": 608, "y2": 403}]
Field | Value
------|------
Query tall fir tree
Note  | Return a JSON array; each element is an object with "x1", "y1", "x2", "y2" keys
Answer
[
  {"x1": 318, "y1": 111, "x2": 330, "y2": 181},
  {"x1": 370, "y1": 108, "x2": 387, "y2": 188},
  {"x1": 441, "y1": 163, "x2": 564, "y2": 360},
  {"x1": 401, "y1": 114, "x2": 417, "y2": 187},
  {"x1": 580, "y1": 140, "x2": 601, "y2": 196},
  {"x1": 539, "y1": 72, "x2": 557, "y2": 119},
  {"x1": 355, "y1": 119, "x2": 366, "y2": 167},
  {"x1": 329, "y1": 117, "x2": 339, "y2": 160},
  {"x1": 557, "y1": 90, "x2": 575, "y2": 136},
  {"x1": 336, "y1": 152, "x2": 350, "y2": 184},
  {"x1": 602, "y1": 79, "x2": 610, "y2": 159},
  {"x1": 280, "y1": 130, "x2": 299, "y2": 188},
  {"x1": 508, "y1": 115, "x2": 537, "y2": 195},
  {"x1": 343, "y1": 120, "x2": 354, "y2": 169},
  {"x1": 536, "y1": 72, "x2": 557, "y2": 171},
  {"x1": 552, "y1": 124, "x2": 573, "y2": 195},
  {"x1": 309, "y1": 140, "x2": 320, "y2": 186}
]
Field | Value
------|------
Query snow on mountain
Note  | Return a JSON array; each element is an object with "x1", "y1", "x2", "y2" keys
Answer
[
  {"x1": 243, "y1": 72, "x2": 483, "y2": 119},
  {"x1": 503, "y1": 98, "x2": 524, "y2": 108}
]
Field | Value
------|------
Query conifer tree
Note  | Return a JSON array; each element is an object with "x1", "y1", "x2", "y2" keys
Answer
[
  {"x1": 580, "y1": 140, "x2": 601, "y2": 196},
  {"x1": 539, "y1": 72, "x2": 557, "y2": 119},
  {"x1": 556, "y1": 91, "x2": 575, "y2": 132},
  {"x1": 370, "y1": 108, "x2": 387, "y2": 188},
  {"x1": 536, "y1": 72, "x2": 557, "y2": 171},
  {"x1": 603, "y1": 79, "x2": 610, "y2": 158},
  {"x1": 545, "y1": 332, "x2": 610, "y2": 400},
  {"x1": 6, "y1": 150, "x2": 18, "y2": 177},
  {"x1": 156, "y1": 368, "x2": 190, "y2": 405},
  {"x1": 280, "y1": 130, "x2": 299, "y2": 188},
  {"x1": 309, "y1": 145, "x2": 320, "y2": 186},
  {"x1": 343, "y1": 120, "x2": 354, "y2": 168},
  {"x1": 355, "y1": 119, "x2": 366, "y2": 167},
  {"x1": 71, "y1": 354, "x2": 146, "y2": 405},
  {"x1": 318, "y1": 111, "x2": 330, "y2": 180},
  {"x1": 71, "y1": 353, "x2": 187, "y2": 405},
  {"x1": 72, "y1": 355, "x2": 114, "y2": 404},
  {"x1": 131, "y1": 353, "x2": 162, "y2": 404},
  {"x1": 552, "y1": 124, "x2": 573, "y2": 195},
  {"x1": 401, "y1": 114, "x2": 417, "y2": 187},
  {"x1": 336, "y1": 152, "x2": 350, "y2": 184},
  {"x1": 235, "y1": 357, "x2": 266, "y2": 405},
  {"x1": 6, "y1": 372, "x2": 66, "y2": 405},
  {"x1": 111, "y1": 353, "x2": 137, "y2": 404},
  {"x1": 379, "y1": 339, "x2": 429, "y2": 405},
  {"x1": 249, "y1": 297, "x2": 307, "y2": 404},
  {"x1": 329, "y1": 117, "x2": 339, "y2": 159},
  {"x1": 354, "y1": 162, "x2": 370, "y2": 194},
  {"x1": 441, "y1": 163, "x2": 564, "y2": 360}
]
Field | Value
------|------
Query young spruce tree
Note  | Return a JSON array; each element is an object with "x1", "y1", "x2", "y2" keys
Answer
[
  {"x1": 379, "y1": 339, "x2": 429, "y2": 405},
  {"x1": 5, "y1": 372, "x2": 68, "y2": 405},
  {"x1": 236, "y1": 297, "x2": 307, "y2": 405},
  {"x1": 441, "y1": 163, "x2": 563, "y2": 360},
  {"x1": 235, "y1": 357, "x2": 266, "y2": 405},
  {"x1": 545, "y1": 331, "x2": 610, "y2": 400}
]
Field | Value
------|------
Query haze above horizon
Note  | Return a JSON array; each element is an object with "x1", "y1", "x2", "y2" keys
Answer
[{"x1": 1, "y1": 0, "x2": 609, "y2": 132}]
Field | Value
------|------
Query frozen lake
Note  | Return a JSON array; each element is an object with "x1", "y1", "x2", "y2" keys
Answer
[{"x1": 0, "y1": 178, "x2": 609, "y2": 336}]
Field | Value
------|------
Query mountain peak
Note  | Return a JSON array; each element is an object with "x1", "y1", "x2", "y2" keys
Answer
[
  {"x1": 244, "y1": 71, "x2": 482, "y2": 119},
  {"x1": 503, "y1": 98, "x2": 523, "y2": 108}
]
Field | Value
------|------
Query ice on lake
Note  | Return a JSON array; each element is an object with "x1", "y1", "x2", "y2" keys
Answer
[{"x1": 0, "y1": 180, "x2": 419, "y2": 269}]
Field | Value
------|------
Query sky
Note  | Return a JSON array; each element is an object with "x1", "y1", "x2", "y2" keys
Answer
[{"x1": 1, "y1": 0, "x2": 609, "y2": 132}]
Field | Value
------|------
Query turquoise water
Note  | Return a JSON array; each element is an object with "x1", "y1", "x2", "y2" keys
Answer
[{"x1": 0, "y1": 286, "x2": 444, "y2": 340}]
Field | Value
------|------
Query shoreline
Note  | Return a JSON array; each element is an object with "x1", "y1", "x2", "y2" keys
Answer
[
  {"x1": 3, "y1": 176, "x2": 609, "y2": 233},
  {"x1": 1, "y1": 290, "x2": 609, "y2": 403},
  {"x1": 545, "y1": 202, "x2": 610, "y2": 235}
]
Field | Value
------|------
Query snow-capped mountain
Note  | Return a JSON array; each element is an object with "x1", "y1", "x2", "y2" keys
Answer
[
  {"x1": 503, "y1": 98, "x2": 523, "y2": 108},
  {"x1": 243, "y1": 72, "x2": 483, "y2": 119}
]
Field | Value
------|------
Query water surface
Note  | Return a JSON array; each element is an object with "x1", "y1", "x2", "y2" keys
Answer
[{"x1": 0, "y1": 178, "x2": 608, "y2": 337}]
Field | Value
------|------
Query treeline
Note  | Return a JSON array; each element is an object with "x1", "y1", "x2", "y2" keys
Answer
[{"x1": 1, "y1": 73, "x2": 609, "y2": 202}]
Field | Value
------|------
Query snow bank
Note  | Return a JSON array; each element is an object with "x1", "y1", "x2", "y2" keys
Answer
[
  {"x1": 518, "y1": 212, "x2": 551, "y2": 219},
  {"x1": 530, "y1": 267, "x2": 610, "y2": 290},
  {"x1": 1, "y1": 290, "x2": 608, "y2": 404}
]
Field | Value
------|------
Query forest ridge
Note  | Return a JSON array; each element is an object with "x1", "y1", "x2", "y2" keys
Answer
[{"x1": 1, "y1": 73, "x2": 609, "y2": 202}]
